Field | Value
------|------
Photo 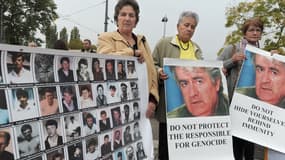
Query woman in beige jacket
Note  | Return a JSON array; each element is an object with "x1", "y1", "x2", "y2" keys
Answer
[{"x1": 97, "y1": 0, "x2": 158, "y2": 118}]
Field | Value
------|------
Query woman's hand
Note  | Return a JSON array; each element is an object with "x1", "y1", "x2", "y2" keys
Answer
[
  {"x1": 146, "y1": 101, "x2": 156, "y2": 118},
  {"x1": 134, "y1": 49, "x2": 144, "y2": 63},
  {"x1": 232, "y1": 52, "x2": 246, "y2": 62},
  {"x1": 158, "y1": 68, "x2": 168, "y2": 80}
]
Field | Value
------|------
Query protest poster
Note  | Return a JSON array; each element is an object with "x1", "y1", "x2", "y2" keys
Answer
[
  {"x1": 231, "y1": 45, "x2": 285, "y2": 154},
  {"x1": 0, "y1": 43, "x2": 153, "y2": 160},
  {"x1": 164, "y1": 58, "x2": 233, "y2": 160}
]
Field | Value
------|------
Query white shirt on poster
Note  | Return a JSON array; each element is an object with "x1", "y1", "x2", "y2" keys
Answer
[{"x1": 8, "y1": 68, "x2": 33, "y2": 83}]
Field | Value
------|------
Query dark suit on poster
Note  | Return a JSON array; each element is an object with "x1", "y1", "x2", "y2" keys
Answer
[
  {"x1": 113, "y1": 140, "x2": 122, "y2": 150},
  {"x1": 0, "y1": 151, "x2": 14, "y2": 160},
  {"x1": 58, "y1": 68, "x2": 74, "y2": 82},
  {"x1": 99, "y1": 118, "x2": 111, "y2": 131},
  {"x1": 101, "y1": 142, "x2": 111, "y2": 156},
  {"x1": 45, "y1": 136, "x2": 63, "y2": 149}
]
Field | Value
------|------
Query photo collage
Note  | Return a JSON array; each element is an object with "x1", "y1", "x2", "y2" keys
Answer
[{"x1": 0, "y1": 49, "x2": 146, "y2": 160}]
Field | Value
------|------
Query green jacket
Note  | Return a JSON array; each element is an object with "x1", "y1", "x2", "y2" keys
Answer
[
  {"x1": 152, "y1": 36, "x2": 203, "y2": 122},
  {"x1": 167, "y1": 94, "x2": 229, "y2": 118}
]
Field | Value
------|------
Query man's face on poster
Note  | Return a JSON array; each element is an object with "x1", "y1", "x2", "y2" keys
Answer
[
  {"x1": 14, "y1": 56, "x2": 24, "y2": 70},
  {"x1": 88, "y1": 144, "x2": 96, "y2": 153},
  {"x1": 86, "y1": 117, "x2": 94, "y2": 127},
  {"x1": 63, "y1": 92, "x2": 73, "y2": 104},
  {"x1": 106, "y1": 62, "x2": 113, "y2": 73},
  {"x1": 19, "y1": 95, "x2": 28, "y2": 107},
  {"x1": 62, "y1": 60, "x2": 70, "y2": 71},
  {"x1": 45, "y1": 91, "x2": 54, "y2": 105},
  {"x1": 22, "y1": 128, "x2": 32, "y2": 140},
  {"x1": 81, "y1": 89, "x2": 90, "y2": 100},
  {"x1": 255, "y1": 54, "x2": 285, "y2": 105},
  {"x1": 47, "y1": 125, "x2": 57, "y2": 137},
  {"x1": 175, "y1": 67, "x2": 220, "y2": 116}
]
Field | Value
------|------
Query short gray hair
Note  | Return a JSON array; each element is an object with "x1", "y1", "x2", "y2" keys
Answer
[{"x1": 177, "y1": 11, "x2": 199, "y2": 26}]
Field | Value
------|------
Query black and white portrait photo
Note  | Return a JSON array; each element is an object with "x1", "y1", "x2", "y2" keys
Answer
[
  {"x1": 57, "y1": 56, "x2": 75, "y2": 82},
  {"x1": 34, "y1": 54, "x2": 55, "y2": 83},
  {"x1": 64, "y1": 114, "x2": 81, "y2": 142},
  {"x1": 15, "y1": 122, "x2": 41, "y2": 157}
]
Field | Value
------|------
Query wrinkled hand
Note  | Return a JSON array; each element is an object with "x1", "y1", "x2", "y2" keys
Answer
[
  {"x1": 222, "y1": 67, "x2": 228, "y2": 76},
  {"x1": 158, "y1": 68, "x2": 168, "y2": 80},
  {"x1": 270, "y1": 50, "x2": 279, "y2": 55},
  {"x1": 134, "y1": 50, "x2": 144, "y2": 63},
  {"x1": 232, "y1": 52, "x2": 246, "y2": 62},
  {"x1": 146, "y1": 101, "x2": 156, "y2": 118}
]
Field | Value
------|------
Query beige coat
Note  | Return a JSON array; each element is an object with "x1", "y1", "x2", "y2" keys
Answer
[{"x1": 97, "y1": 31, "x2": 159, "y2": 103}]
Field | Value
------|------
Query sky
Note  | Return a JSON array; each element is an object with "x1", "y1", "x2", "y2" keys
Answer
[{"x1": 54, "y1": 0, "x2": 243, "y2": 60}]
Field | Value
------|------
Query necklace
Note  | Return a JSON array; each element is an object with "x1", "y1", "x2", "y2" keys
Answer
[{"x1": 178, "y1": 40, "x2": 190, "y2": 50}]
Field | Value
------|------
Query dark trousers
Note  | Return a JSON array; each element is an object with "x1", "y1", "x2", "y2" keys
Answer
[
  {"x1": 159, "y1": 123, "x2": 169, "y2": 160},
  {"x1": 233, "y1": 136, "x2": 254, "y2": 160}
]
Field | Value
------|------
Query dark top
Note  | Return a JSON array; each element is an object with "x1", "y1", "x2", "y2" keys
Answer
[
  {"x1": 99, "y1": 118, "x2": 111, "y2": 131},
  {"x1": 45, "y1": 135, "x2": 63, "y2": 149},
  {"x1": 106, "y1": 72, "x2": 116, "y2": 80},
  {"x1": 58, "y1": 68, "x2": 74, "y2": 82},
  {"x1": 123, "y1": 132, "x2": 132, "y2": 145},
  {"x1": 0, "y1": 151, "x2": 14, "y2": 160},
  {"x1": 113, "y1": 140, "x2": 122, "y2": 150},
  {"x1": 118, "y1": 71, "x2": 126, "y2": 80},
  {"x1": 93, "y1": 69, "x2": 104, "y2": 81},
  {"x1": 62, "y1": 98, "x2": 78, "y2": 113},
  {"x1": 101, "y1": 142, "x2": 111, "y2": 156}
]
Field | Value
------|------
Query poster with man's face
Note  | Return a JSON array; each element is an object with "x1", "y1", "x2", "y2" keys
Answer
[
  {"x1": 231, "y1": 45, "x2": 285, "y2": 154},
  {"x1": 6, "y1": 51, "x2": 33, "y2": 84},
  {"x1": 9, "y1": 87, "x2": 38, "y2": 122},
  {"x1": 164, "y1": 58, "x2": 232, "y2": 160}
]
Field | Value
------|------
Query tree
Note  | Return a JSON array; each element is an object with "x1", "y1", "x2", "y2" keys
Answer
[
  {"x1": 59, "y1": 27, "x2": 68, "y2": 45},
  {"x1": 224, "y1": 0, "x2": 285, "y2": 54},
  {"x1": 0, "y1": 0, "x2": 58, "y2": 45},
  {"x1": 45, "y1": 25, "x2": 58, "y2": 48},
  {"x1": 69, "y1": 26, "x2": 82, "y2": 49}
]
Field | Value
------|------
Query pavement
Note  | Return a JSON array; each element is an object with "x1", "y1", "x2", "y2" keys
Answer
[{"x1": 149, "y1": 118, "x2": 265, "y2": 160}]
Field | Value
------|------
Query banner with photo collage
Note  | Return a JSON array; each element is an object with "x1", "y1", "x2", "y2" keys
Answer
[
  {"x1": 164, "y1": 58, "x2": 234, "y2": 160},
  {"x1": 0, "y1": 44, "x2": 151, "y2": 160}
]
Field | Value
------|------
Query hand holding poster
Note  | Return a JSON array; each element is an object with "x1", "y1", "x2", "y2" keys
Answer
[
  {"x1": 231, "y1": 45, "x2": 285, "y2": 159},
  {"x1": 164, "y1": 58, "x2": 234, "y2": 160}
]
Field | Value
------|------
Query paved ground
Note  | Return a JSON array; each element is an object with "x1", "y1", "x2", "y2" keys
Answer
[{"x1": 150, "y1": 118, "x2": 264, "y2": 160}]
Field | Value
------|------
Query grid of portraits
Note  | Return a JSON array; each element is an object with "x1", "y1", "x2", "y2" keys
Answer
[{"x1": 0, "y1": 50, "x2": 146, "y2": 160}]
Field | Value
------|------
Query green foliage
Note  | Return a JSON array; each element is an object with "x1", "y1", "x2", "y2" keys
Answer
[
  {"x1": 70, "y1": 26, "x2": 80, "y2": 40},
  {"x1": 59, "y1": 27, "x2": 68, "y2": 45},
  {"x1": 224, "y1": 0, "x2": 285, "y2": 54},
  {"x1": 1, "y1": 0, "x2": 58, "y2": 45},
  {"x1": 45, "y1": 25, "x2": 58, "y2": 48},
  {"x1": 69, "y1": 38, "x2": 82, "y2": 49}
]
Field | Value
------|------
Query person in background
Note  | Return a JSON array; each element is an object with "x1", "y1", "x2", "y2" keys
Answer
[
  {"x1": 28, "y1": 41, "x2": 37, "y2": 47},
  {"x1": 97, "y1": 0, "x2": 158, "y2": 119},
  {"x1": 218, "y1": 17, "x2": 264, "y2": 160},
  {"x1": 152, "y1": 10, "x2": 203, "y2": 160},
  {"x1": 81, "y1": 39, "x2": 95, "y2": 53},
  {"x1": 54, "y1": 40, "x2": 68, "y2": 50}
]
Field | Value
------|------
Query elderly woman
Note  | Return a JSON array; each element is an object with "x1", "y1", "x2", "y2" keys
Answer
[
  {"x1": 218, "y1": 17, "x2": 264, "y2": 160},
  {"x1": 97, "y1": 0, "x2": 158, "y2": 118},
  {"x1": 152, "y1": 11, "x2": 203, "y2": 160}
]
